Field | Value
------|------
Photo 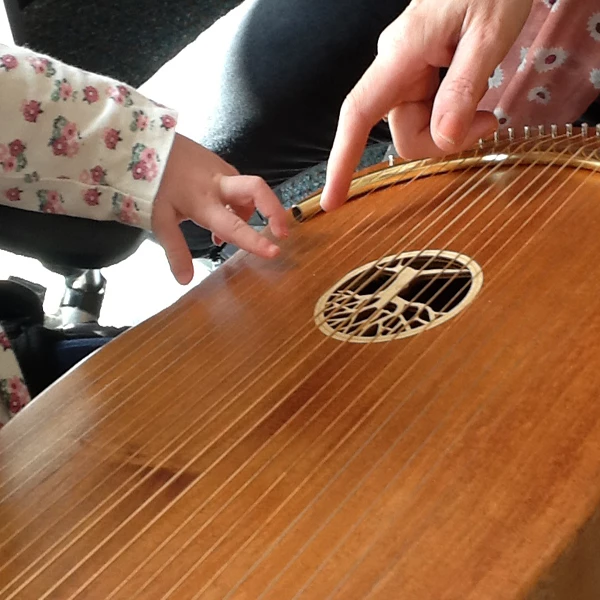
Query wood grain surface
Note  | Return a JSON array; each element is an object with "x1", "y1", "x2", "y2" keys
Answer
[{"x1": 2, "y1": 131, "x2": 600, "y2": 599}]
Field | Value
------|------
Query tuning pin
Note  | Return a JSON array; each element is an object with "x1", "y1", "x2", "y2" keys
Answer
[
  {"x1": 566, "y1": 123, "x2": 573, "y2": 137},
  {"x1": 596, "y1": 124, "x2": 600, "y2": 137},
  {"x1": 478, "y1": 138, "x2": 485, "y2": 149},
  {"x1": 388, "y1": 154, "x2": 394, "y2": 167},
  {"x1": 494, "y1": 131, "x2": 500, "y2": 143},
  {"x1": 551, "y1": 124, "x2": 558, "y2": 138},
  {"x1": 582, "y1": 123, "x2": 589, "y2": 137},
  {"x1": 524, "y1": 126, "x2": 531, "y2": 139},
  {"x1": 538, "y1": 125, "x2": 545, "y2": 137},
  {"x1": 508, "y1": 127, "x2": 515, "y2": 141}
]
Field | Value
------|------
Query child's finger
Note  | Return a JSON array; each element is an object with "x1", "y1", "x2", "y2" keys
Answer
[
  {"x1": 220, "y1": 175, "x2": 288, "y2": 239},
  {"x1": 226, "y1": 200, "x2": 256, "y2": 224},
  {"x1": 201, "y1": 202, "x2": 280, "y2": 259},
  {"x1": 211, "y1": 203, "x2": 252, "y2": 247},
  {"x1": 152, "y1": 201, "x2": 194, "y2": 285}
]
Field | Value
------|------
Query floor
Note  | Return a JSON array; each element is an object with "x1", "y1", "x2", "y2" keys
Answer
[{"x1": 0, "y1": 241, "x2": 212, "y2": 327}]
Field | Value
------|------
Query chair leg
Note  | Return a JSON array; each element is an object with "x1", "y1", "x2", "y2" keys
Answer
[{"x1": 44, "y1": 269, "x2": 106, "y2": 329}]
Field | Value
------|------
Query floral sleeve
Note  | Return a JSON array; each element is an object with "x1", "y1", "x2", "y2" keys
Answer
[
  {"x1": 0, "y1": 325, "x2": 30, "y2": 428},
  {"x1": 0, "y1": 43, "x2": 178, "y2": 229},
  {"x1": 0, "y1": 45, "x2": 179, "y2": 426}
]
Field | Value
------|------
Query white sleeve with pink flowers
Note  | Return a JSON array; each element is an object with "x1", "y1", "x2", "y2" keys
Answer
[
  {"x1": 0, "y1": 44, "x2": 180, "y2": 428},
  {"x1": 0, "y1": 327, "x2": 30, "y2": 427},
  {"x1": 0, "y1": 328, "x2": 30, "y2": 427},
  {"x1": 0, "y1": 43, "x2": 178, "y2": 229}
]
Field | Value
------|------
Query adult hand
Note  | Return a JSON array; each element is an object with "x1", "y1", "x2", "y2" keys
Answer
[
  {"x1": 152, "y1": 133, "x2": 288, "y2": 285},
  {"x1": 320, "y1": 0, "x2": 533, "y2": 211}
]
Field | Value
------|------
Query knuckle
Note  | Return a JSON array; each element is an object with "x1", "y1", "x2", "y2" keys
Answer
[
  {"x1": 470, "y1": 28, "x2": 494, "y2": 49},
  {"x1": 466, "y1": 30, "x2": 497, "y2": 61},
  {"x1": 442, "y1": 75, "x2": 479, "y2": 103},
  {"x1": 377, "y1": 8, "x2": 420, "y2": 55},
  {"x1": 230, "y1": 216, "x2": 248, "y2": 236},
  {"x1": 377, "y1": 25, "x2": 402, "y2": 56},
  {"x1": 376, "y1": 27, "x2": 395, "y2": 55},
  {"x1": 340, "y1": 93, "x2": 370, "y2": 126},
  {"x1": 246, "y1": 175, "x2": 269, "y2": 195}
]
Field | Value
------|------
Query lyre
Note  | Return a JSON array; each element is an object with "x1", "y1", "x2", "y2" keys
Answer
[{"x1": 4, "y1": 124, "x2": 600, "y2": 599}]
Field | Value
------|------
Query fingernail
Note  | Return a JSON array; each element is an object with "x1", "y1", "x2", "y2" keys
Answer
[
  {"x1": 320, "y1": 196, "x2": 333, "y2": 212},
  {"x1": 437, "y1": 112, "x2": 460, "y2": 146},
  {"x1": 320, "y1": 186, "x2": 331, "y2": 211},
  {"x1": 175, "y1": 270, "x2": 192, "y2": 286}
]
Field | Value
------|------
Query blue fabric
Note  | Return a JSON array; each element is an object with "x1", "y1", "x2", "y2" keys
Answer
[{"x1": 54, "y1": 337, "x2": 112, "y2": 376}]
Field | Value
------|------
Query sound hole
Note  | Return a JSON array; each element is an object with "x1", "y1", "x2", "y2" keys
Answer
[{"x1": 315, "y1": 250, "x2": 483, "y2": 343}]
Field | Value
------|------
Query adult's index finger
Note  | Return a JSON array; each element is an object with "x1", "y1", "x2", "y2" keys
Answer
[{"x1": 320, "y1": 56, "x2": 405, "y2": 212}]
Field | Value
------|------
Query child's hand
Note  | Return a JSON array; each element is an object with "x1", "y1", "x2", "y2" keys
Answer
[{"x1": 152, "y1": 133, "x2": 289, "y2": 285}]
